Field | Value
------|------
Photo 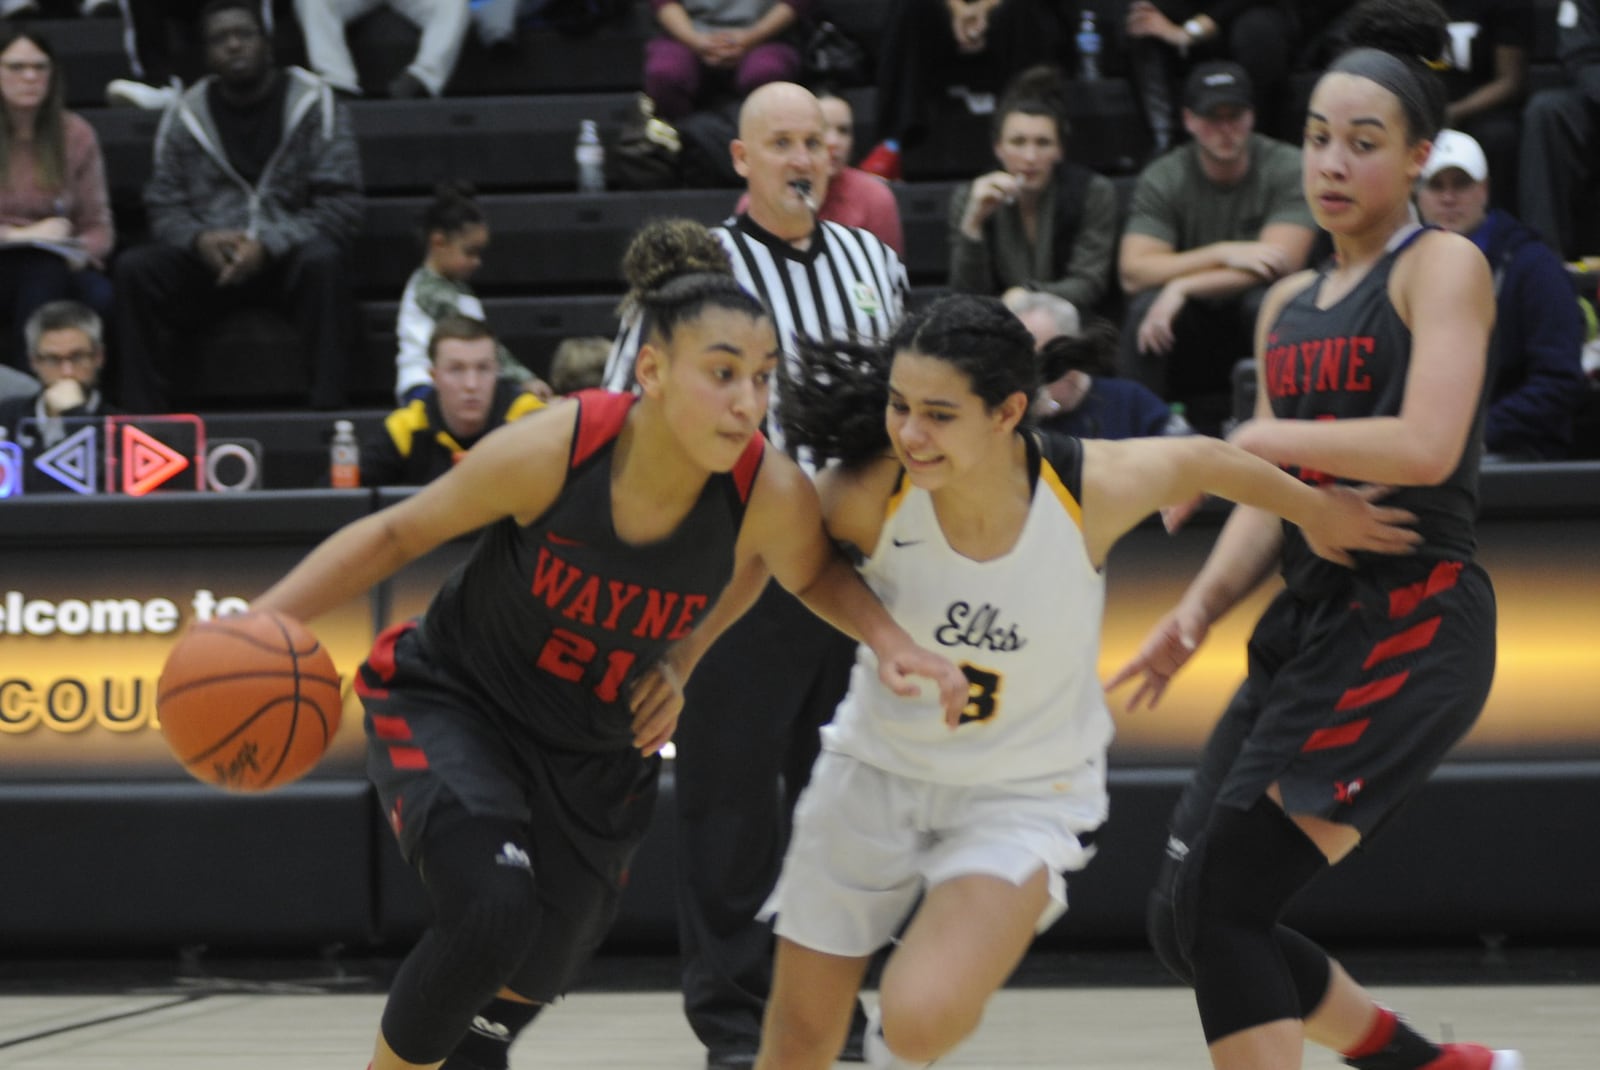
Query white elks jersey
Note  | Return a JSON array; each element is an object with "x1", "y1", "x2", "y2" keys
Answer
[{"x1": 822, "y1": 434, "x2": 1113, "y2": 786}]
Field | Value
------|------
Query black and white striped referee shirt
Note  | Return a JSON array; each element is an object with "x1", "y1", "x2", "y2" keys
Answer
[{"x1": 601, "y1": 215, "x2": 910, "y2": 423}]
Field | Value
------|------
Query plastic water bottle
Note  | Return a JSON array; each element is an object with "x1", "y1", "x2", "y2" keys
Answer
[
  {"x1": 1076, "y1": 10, "x2": 1102, "y2": 82},
  {"x1": 1163, "y1": 402, "x2": 1193, "y2": 436},
  {"x1": 329, "y1": 419, "x2": 360, "y2": 488},
  {"x1": 576, "y1": 119, "x2": 606, "y2": 193}
]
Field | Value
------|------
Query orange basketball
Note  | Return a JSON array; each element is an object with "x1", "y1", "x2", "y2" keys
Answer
[{"x1": 157, "y1": 609, "x2": 343, "y2": 792}]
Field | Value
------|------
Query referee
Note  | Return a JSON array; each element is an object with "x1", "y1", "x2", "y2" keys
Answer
[{"x1": 604, "y1": 82, "x2": 907, "y2": 1070}]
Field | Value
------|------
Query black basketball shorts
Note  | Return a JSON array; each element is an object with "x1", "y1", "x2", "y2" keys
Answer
[
  {"x1": 1212, "y1": 558, "x2": 1496, "y2": 837},
  {"x1": 358, "y1": 621, "x2": 659, "y2": 998}
]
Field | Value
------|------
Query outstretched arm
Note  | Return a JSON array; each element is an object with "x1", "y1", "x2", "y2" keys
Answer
[
  {"x1": 1085, "y1": 430, "x2": 1418, "y2": 713},
  {"x1": 1080, "y1": 434, "x2": 1419, "y2": 572},
  {"x1": 742, "y1": 454, "x2": 969, "y2": 721},
  {"x1": 254, "y1": 403, "x2": 577, "y2": 622}
]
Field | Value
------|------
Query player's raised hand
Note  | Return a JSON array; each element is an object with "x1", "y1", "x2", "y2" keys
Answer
[{"x1": 1106, "y1": 604, "x2": 1209, "y2": 714}]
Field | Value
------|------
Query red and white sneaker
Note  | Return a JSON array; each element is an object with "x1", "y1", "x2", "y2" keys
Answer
[
  {"x1": 859, "y1": 142, "x2": 902, "y2": 182},
  {"x1": 1423, "y1": 1044, "x2": 1524, "y2": 1070}
]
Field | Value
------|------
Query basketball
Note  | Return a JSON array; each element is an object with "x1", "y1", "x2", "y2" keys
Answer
[{"x1": 157, "y1": 609, "x2": 343, "y2": 793}]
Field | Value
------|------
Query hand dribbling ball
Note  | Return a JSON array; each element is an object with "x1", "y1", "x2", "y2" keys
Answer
[{"x1": 157, "y1": 609, "x2": 343, "y2": 792}]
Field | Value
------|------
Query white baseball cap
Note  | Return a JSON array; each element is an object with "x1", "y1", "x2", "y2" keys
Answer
[{"x1": 1422, "y1": 129, "x2": 1488, "y2": 183}]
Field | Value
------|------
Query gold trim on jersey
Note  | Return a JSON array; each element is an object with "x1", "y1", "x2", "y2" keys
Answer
[
  {"x1": 1040, "y1": 460, "x2": 1084, "y2": 532},
  {"x1": 385, "y1": 399, "x2": 431, "y2": 458},
  {"x1": 884, "y1": 468, "x2": 913, "y2": 524}
]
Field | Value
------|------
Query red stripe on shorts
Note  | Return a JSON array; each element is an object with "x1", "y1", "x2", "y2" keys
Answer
[
  {"x1": 1386, "y1": 560, "x2": 1463, "y2": 619},
  {"x1": 371, "y1": 714, "x2": 412, "y2": 741},
  {"x1": 388, "y1": 745, "x2": 429, "y2": 770},
  {"x1": 1335, "y1": 671, "x2": 1410, "y2": 712},
  {"x1": 1362, "y1": 616, "x2": 1442, "y2": 669},
  {"x1": 353, "y1": 674, "x2": 389, "y2": 700},
  {"x1": 366, "y1": 620, "x2": 416, "y2": 683},
  {"x1": 1302, "y1": 718, "x2": 1372, "y2": 752}
]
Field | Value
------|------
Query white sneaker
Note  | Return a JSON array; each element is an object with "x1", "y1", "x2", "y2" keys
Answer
[
  {"x1": 106, "y1": 79, "x2": 178, "y2": 110},
  {"x1": 862, "y1": 1005, "x2": 933, "y2": 1070}
]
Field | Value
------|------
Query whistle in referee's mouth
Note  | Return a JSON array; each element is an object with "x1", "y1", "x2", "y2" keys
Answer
[{"x1": 790, "y1": 179, "x2": 816, "y2": 212}]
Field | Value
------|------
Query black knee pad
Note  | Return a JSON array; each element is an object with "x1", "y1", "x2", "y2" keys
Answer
[
  {"x1": 1187, "y1": 799, "x2": 1328, "y2": 1043},
  {"x1": 383, "y1": 817, "x2": 543, "y2": 1063},
  {"x1": 1146, "y1": 835, "x2": 1197, "y2": 987},
  {"x1": 1275, "y1": 924, "x2": 1332, "y2": 1019}
]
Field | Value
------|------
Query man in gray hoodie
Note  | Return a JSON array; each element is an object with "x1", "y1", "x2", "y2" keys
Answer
[{"x1": 114, "y1": 0, "x2": 364, "y2": 412}]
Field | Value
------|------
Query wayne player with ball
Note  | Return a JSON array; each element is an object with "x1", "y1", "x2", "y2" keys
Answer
[{"x1": 196, "y1": 223, "x2": 965, "y2": 1070}]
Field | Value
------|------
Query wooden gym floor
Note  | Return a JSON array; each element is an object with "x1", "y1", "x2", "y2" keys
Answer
[{"x1": 1, "y1": 950, "x2": 1596, "y2": 1069}]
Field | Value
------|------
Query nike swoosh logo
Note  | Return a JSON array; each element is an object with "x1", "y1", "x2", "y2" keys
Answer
[
  {"x1": 547, "y1": 532, "x2": 585, "y2": 547},
  {"x1": 891, "y1": 538, "x2": 922, "y2": 548}
]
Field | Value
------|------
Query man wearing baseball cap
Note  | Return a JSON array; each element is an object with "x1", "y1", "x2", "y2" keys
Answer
[
  {"x1": 1115, "y1": 60, "x2": 1315, "y2": 431},
  {"x1": 1416, "y1": 129, "x2": 1587, "y2": 461}
]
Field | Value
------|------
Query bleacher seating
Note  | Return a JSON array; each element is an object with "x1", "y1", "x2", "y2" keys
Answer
[
  {"x1": 40, "y1": 0, "x2": 1167, "y2": 418},
  {"x1": 42, "y1": 2, "x2": 1589, "y2": 433}
]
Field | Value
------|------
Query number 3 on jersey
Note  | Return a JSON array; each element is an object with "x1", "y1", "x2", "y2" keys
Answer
[{"x1": 959, "y1": 663, "x2": 1002, "y2": 725}]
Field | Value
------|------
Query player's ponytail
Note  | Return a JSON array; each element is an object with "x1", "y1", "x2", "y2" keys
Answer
[
  {"x1": 779, "y1": 294, "x2": 1041, "y2": 469},
  {"x1": 779, "y1": 334, "x2": 894, "y2": 468},
  {"x1": 1328, "y1": 0, "x2": 1449, "y2": 143},
  {"x1": 618, "y1": 218, "x2": 764, "y2": 344}
]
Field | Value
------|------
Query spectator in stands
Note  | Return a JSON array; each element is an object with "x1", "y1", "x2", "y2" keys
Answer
[
  {"x1": 858, "y1": 0, "x2": 1065, "y2": 181},
  {"x1": 1415, "y1": 129, "x2": 1587, "y2": 461},
  {"x1": 394, "y1": 182, "x2": 548, "y2": 404},
  {"x1": 294, "y1": 0, "x2": 468, "y2": 99},
  {"x1": 546, "y1": 335, "x2": 610, "y2": 394},
  {"x1": 1124, "y1": 0, "x2": 1298, "y2": 147},
  {"x1": 644, "y1": 0, "x2": 812, "y2": 121},
  {"x1": 1117, "y1": 61, "x2": 1314, "y2": 431},
  {"x1": 1519, "y1": 0, "x2": 1600, "y2": 259},
  {"x1": 1435, "y1": 0, "x2": 1531, "y2": 211},
  {"x1": 362, "y1": 314, "x2": 543, "y2": 485},
  {"x1": 948, "y1": 65, "x2": 1117, "y2": 315},
  {"x1": 734, "y1": 88, "x2": 904, "y2": 255},
  {"x1": 105, "y1": 0, "x2": 273, "y2": 110},
  {"x1": 1005, "y1": 289, "x2": 1182, "y2": 440},
  {"x1": 113, "y1": 0, "x2": 363, "y2": 413},
  {"x1": 0, "y1": 300, "x2": 114, "y2": 446},
  {"x1": 0, "y1": 27, "x2": 114, "y2": 371}
]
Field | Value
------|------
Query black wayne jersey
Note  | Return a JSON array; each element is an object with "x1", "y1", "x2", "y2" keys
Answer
[
  {"x1": 419, "y1": 390, "x2": 766, "y2": 751},
  {"x1": 1262, "y1": 228, "x2": 1486, "y2": 597}
]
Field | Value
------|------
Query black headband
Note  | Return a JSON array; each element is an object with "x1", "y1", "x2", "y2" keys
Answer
[{"x1": 1327, "y1": 47, "x2": 1442, "y2": 142}]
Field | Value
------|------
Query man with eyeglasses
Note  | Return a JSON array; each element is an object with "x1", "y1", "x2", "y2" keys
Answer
[
  {"x1": 0, "y1": 300, "x2": 115, "y2": 446},
  {"x1": 113, "y1": 0, "x2": 363, "y2": 413}
]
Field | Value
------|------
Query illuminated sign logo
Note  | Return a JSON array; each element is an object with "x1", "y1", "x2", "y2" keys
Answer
[
  {"x1": 120, "y1": 424, "x2": 190, "y2": 496},
  {"x1": 0, "y1": 439, "x2": 20, "y2": 498},
  {"x1": 105, "y1": 415, "x2": 205, "y2": 495},
  {"x1": 204, "y1": 438, "x2": 263, "y2": 492},
  {"x1": 13, "y1": 416, "x2": 210, "y2": 495},
  {"x1": 33, "y1": 424, "x2": 99, "y2": 495}
]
